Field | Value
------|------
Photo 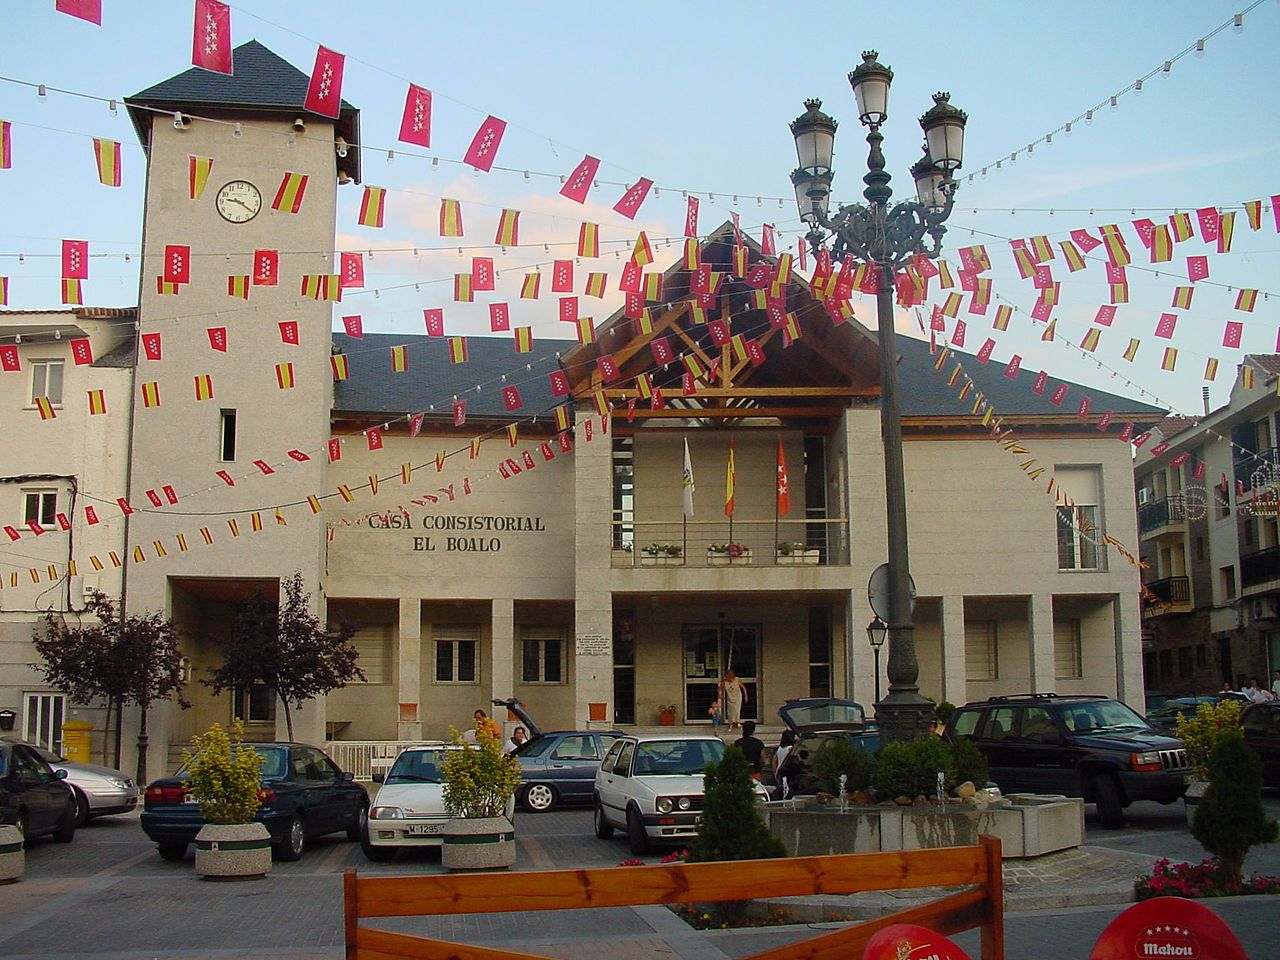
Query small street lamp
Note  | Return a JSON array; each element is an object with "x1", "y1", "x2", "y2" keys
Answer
[
  {"x1": 789, "y1": 51, "x2": 967, "y2": 744},
  {"x1": 865, "y1": 616, "x2": 888, "y2": 704}
]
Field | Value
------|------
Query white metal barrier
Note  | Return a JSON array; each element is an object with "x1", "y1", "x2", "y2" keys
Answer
[{"x1": 325, "y1": 740, "x2": 432, "y2": 781}]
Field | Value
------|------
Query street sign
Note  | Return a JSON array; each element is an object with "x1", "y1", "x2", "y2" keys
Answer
[{"x1": 868, "y1": 563, "x2": 917, "y2": 621}]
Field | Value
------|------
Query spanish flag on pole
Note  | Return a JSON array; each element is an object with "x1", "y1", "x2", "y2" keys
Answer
[
  {"x1": 93, "y1": 138, "x2": 121, "y2": 187},
  {"x1": 188, "y1": 155, "x2": 213, "y2": 199},
  {"x1": 272, "y1": 172, "x2": 308, "y2": 213},
  {"x1": 439, "y1": 198, "x2": 463, "y2": 237},
  {"x1": 358, "y1": 186, "x2": 386, "y2": 228},
  {"x1": 495, "y1": 209, "x2": 520, "y2": 246},
  {"x1": 724, "y1": 441, "x2": 736, "y2": 517}
]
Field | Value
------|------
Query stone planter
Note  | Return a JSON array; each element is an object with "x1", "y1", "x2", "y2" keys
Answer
[
  {"x1": 1184, "y1": 780, "x2": 1207, "y2": 827},
  {"x1": 441, "y1": 815, "x2": 516, "y2": 871},
  {"x1": 640, "y1": 554, "x2": 684, "y2": 566},
  {"x1": 194, "y1": 822, "x2": 272, "y2": 880},
  {"x1": 0, "y1": 824, "x2": 24, "y2": 884},
  {"x1": 776, "y1": 550, "x2": 819, "y2": 565},
  {"x1": 707, "y1": 551, "x2": 752, "y2": 566}
]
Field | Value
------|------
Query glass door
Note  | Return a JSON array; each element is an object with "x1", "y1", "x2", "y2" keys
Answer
[{"x1": 682, "y1": 624, "x2": 759, "y2": 723}]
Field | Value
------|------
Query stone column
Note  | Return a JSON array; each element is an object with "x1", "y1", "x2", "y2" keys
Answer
[
  {"x1": 1113, "y1": 594, "x2": 1144, "y2": 706},
  {"x1": 1029, "y1": 593, "x2": 1056, "y2": 693},
  {"x1": 573, "y1": 406, "x2": 614, "y2": 727},
  {"x1": 397, "y1": 597, "x2": 422, "y2": 740},
  {"x1": 491, "y1": 597, "x2": 515, "y2": 704},
  {"x1": 940, "y1": 594, "x2": 967, "y2": 707}
]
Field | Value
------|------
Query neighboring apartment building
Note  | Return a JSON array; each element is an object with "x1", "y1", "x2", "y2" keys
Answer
[
  {"x1": 0, "y1": 42, "x2": 1166, "y2": 775},
  {"x1": 1135, "y1": 356, "x2": 1280, "y2": 695}
]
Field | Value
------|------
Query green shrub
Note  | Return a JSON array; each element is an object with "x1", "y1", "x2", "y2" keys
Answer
[
  {"x1": 441, "y1": 724, "x2": 522, "y2": 819},
  {"x1": 811, "y1": 739, "x2": 875, "y2": 794},
  {"x1": 181, "y1": 720, "x2": 265, "y2": 825},
  {"x1": 933, "y1": 700, "x2": 957, "y2": 727},
  {"x1": 689, "y1": 745, "x2": 784, "y2": 862},
  {"x1": 1176, "y1": 699, "x2": 1243, "y2": 781},
  {"x1": 1191, "y1": 731, "x2": 1277, "y2": 886},
  {"x1": 951, "y1": 737, "x2": 989, "y2": 788},
  {"x1": 871, "y1": 737, "x2": 958, "y2": 800}
]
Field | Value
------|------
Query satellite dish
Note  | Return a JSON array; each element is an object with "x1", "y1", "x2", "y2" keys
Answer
[{"x1": 868, "y1": 563, "x2": 917, "y2": 621}]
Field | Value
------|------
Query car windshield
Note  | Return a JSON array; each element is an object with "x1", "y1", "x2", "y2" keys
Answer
[
  {"x1": 1061, "y1": 700, "x2": 1150, "y2": 734},
  {"x1": 511, "y1": 737, "x2": 545, "y2": 758},
  {"x1": 385, "y1": 749, "x2": 447, "y2": 784},
  {"x1": 175, "y1": 746, "x2": 288, "y2": 781},
  {"x1": 632, "y1": 739, "x2": 725, "y2": 775},
  {"x1": 782, "y1": 701, "x2": 866, "y2": 727}
]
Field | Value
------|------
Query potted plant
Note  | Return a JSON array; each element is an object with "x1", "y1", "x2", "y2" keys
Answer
[
  {"x1": 776, "y1": 541, "x2": 819, "y2": 565},
  {"x1": 612, "y1": 542, "x2": 634, "y2": 566},
  {"x1": 707, "y1": 542, "x2": 752, "y2": 566},
  {"x1": 641, "y1": 543, "x2": 684, "y2": 566},
  {"x1": 658, "y1": 704, "x2": 678, "y2": 725},
  {"x1": 1176, "y1": 698, "x2": 1244, "y2": 826},
  {"x1": 182, "y1": 720, "x2": 269, "y2": 880},
  {"x1": 439, "y1": 722, "x2": 522, "y2": 870}
]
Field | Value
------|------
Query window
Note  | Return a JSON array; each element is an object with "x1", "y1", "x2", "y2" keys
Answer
[
  {"x1": 965, "y1": 620, "x2": 998, "y2": 681},
  {"x1": 1214, "y1": 484, "x2": 1231, "y2": 520},
  {"x1": 984, "y1": 706, "x2": 1016, "y2": 739},
  {"x1": 30, "y1": 359, "x2": 65, "y2": 405},
  {"x1": 350, "y1": 623, "x2": 393, "y2": 684},
  {"x1": 1054, "y1": 619, "x2": 1083, "y2": 679},
  {"x1": 219, "y1": 409, "x2": 237, "y2": 462},
  {"x1": 950, "y1": 710, "x2": 980, "y2": 739},
  {"x1": 23, "y1": 490, "x2": 57, "y2": 526},
  {"x1": 23, "y1": 692, "x2": 66, "y2": 752},
  {"x1": 611, "y1": 438, "x2": 634, "y2": 550},
  {"x1": 1057, "y1": 506, "x2": 1101, "y2": 570},
  {"x1": 434, "y1": 624, "x2": 478, "y2": 684},
  {"x1": 236, "y1": 683, "x2": 276, "y2": 723},
  {"x1": 550, "y1": 735, "x2": 598, "y2": 761},
  {"x1": 1220, "y1": 565, "x2": 1237, "y2": 601},
  {"x1": 1022, "y1": 707, "x2": 1057, "y2": 742},
  {"x1": 1158, "y1": 649, "x2": 1173, "y2": 682},
  {"x1": 521, "y1": 626, "x2": 565, "y2": 684},
  {"x1": 808, "y1": 606, "x2": 832, "y2": 698}
]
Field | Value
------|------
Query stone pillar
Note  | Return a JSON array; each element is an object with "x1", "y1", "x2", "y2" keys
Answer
[
  {"x1": 491, "y1": 597, "x2": 515, "y2": 704},
  {"x1": 573, "y1": 406, "x2": 613, "y2": 727},
  {"x1": 1113, "y1": 594, "x2": 1144, "y2": 706},
  {"x1": 1029, "y1": 593, "x2": 1056, "y2": 693},
  {"x1": 845, "y1": 408, "x2": 886, "y2": 709},
  {"x1": 940, "y1": 594, "x2": 967, "y2": 707},
  {"x1": 397, "y1": 597, "x2": 422, "y2": 740}
]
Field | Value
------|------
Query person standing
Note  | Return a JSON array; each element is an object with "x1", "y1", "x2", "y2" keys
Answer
[
  {"x1": 734, "y1": 721, "x2": 765, "y2": 773},
  {"x1": 718, "y1": 669, "x2": 748, "y2": 731},
  {"x1": 472, "y1": 708, "x2": 501, "y2": 739},
  {"x1": 505, "y1": 726, "x2": 528, "y2": 753}
]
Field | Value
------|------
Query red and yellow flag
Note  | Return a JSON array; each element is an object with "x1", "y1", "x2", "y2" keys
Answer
[
  {"x1": 337, "y1": 485, "x2": 354, "y2": 503},
  {"x1": 307, "y1": 496, "x2": 323, "y2": 514},
  {"x1": 469, "y1": 437, "x2": 482, "y2": 459},
  {"x1": 636, "y1": 308, "x2": 654, "y2": 336},
  {"x1": 1058, "y1": 241, "x2": 1087, "y2": 272},
  {"x1": 1171, "y1": 286, "x2": 1194, "y2": 310},
  {"x1": 520, "y1": 272, "x2": 540, "y2": 299},
  {"x1": 495, "y1": 208, "x2": 520, "y2": 246},
  {"x1": 330, "y1": 354, "x2": 349, "y2": 381},
  {"x1": 227, "y1": 274, "x2": 249, "y2": 299},
  {"x1": 1099, "y1": 224, "x2": 1130, "y2": 266},
  {"x1": 1149, "y1": 225, "x2": 1173, "y2": 263},
  {"x1": 1123, "y1": 338, "x2": 1141, "y2": 362},
  {"x1": 93, "y1": 137, "x2": 121, "y2": 187},
  {"x1": 87, "y1": 389, "x2": 106, "y2": 415},
  {"x1": 1235, "y1": 289, "x2": 1258, "y2": 312},
  {"x1": 199, "y1": 527, "x2": 214, "y2": 544},
  {"x1": 1204, "y1": 357, "x2": 1219, "y2": 381},
  {"x1": 275, "y1": 362, "x2": 295, "y2": 389},
  {"x1": 454, "y1": 274, "x2": 473, "y2": 302},
  {"x1": 193, "y1": 374, "x2": 214, "y2": 400},
  {"x1": 992, "y1": 305, "x2": 1012, "y2": 331},
  {"x1": 358, "y1": 186, "x2": 386, "y2": 227},
  {"x1": 272, "y1": 172, "x2": 308, "y2": 213},
  {"x1": 642, "y1": 273, "x2": 662, "y2": 302},
  {"x1": 34, "y1": 396, "x2": 56, "y2": 420},
  {"x1": 631, "y1": 232, "x2": 653, "y2": 266},
  {"x1": 683, "y1": 238, "x2": 700, "y2": 270},
  {"x1": 448, "y1": 336, "x2": 469, "y2": 364},
  {"x1": 513, "y1": 326, "x2": 533, "y2": 353},
  {"x1": 575, "y1": 317, "x2": 596, "y2": 344},
  {"x1": 1169, "y1": 212, "x2": 1193, "y2": 242},
  {"x1": 1161, "y1": 347, "x2": 1178, "y2": 372},
  {"x1": 141, "y1": 382, "x2": 161, "y2": 408},
  {"x1": 1079, "y1": 328, "x2": 1101, "y2": 352},
  {"x1": 724, "y1": 442, "x2": 736, "y2": 517},
  {"x1": 1217, "y1": 211, "x2": 1236, "y2": 253},
  {"x1": 554, "y1": 405, "x2": 571, "y2": 433},
  {"x1": 188, "y1": 154, "x2": 213, "y2": 199},
  {"x1": 577, "y1": 222, "x2": 599, "y2": 258},
  {"x1": 390, "y1": 345, "x2": 408, "y2": 372},
  {"x1": 61, "y1": 278, "x2": 82, "y2": 304},
  {"x1": 585, "y1": 272, "x2": 607, "y2": 298},
  {"x1": 1242, "y1": 366, "x2": 1255, "y2": 389},
  {"x1": 0, "y1": 121, "x2": 11, "y2": 169},
  {"x1": 0, "y1": 276, "x2": 8, "y2": 305},
  {"x1": 439, "y1": 198, "x2": 463, "y2": 237},
  {"x1": 1243, "y1": 199, "x2": 1263, "y2": 231}
]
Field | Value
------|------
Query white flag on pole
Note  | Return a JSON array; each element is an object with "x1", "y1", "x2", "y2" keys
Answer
[{"x1": 682, "y1": 438, "x2": 695, "y2": 517}]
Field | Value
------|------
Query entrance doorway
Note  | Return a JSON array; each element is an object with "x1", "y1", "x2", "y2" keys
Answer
[{"x1": 682, "y1": 624, "x2": 759, "y2": 724}]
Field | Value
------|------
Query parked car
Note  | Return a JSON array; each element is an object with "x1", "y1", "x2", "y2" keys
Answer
[
  {"x1": 361, "y1": 743, "x2": 516, "y2": 862},
  {"x1": 1145, "y1": 696, "x2": 1221, "y2": 732},
  {"x1": 1240, "y1": 701, "x2": 1280, "y2": 788},
  {"x1": 0, "y1": 738, "x2": 76, "y2": 844},
  {"x1": 943, "y1": 693, "x2": 1190, "y2": 829},
  {"x1": 593, "y1": 733, "x2": 767, "y2": 855},
  {"x1": 141, "y1": 741, "x2": 367, "y2": 862},
  {"x1": 773, "y1": 697, "x2": 880, "y2": 796},
  {"x1": 1, "y1": 737, "x2": 139, "y2": 826}
]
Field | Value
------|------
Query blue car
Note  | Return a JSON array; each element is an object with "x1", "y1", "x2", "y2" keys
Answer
[
  {"x1": 497, "y1": 698, "x2": 621, "y2": 812},
  {"x1": 141, "y1": 742, "x2": 367, "y2": 862}
]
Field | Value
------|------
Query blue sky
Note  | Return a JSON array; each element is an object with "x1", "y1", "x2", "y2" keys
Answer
[{"x1": 2, "y1": 0, "x2": 1277, "y2": 415}]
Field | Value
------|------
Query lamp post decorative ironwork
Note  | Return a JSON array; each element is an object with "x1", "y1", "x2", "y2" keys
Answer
[
  {"x1": 789, "y1": 51, "x2": 967, "y2": 744},
  {"x1": 865, "y1": 616, "x2": 887, "y2": 704}
]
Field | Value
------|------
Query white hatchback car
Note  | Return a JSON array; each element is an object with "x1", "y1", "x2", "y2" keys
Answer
[
  {"x1": 593, "y1": 734, "x2": 764, "y2": 854},
  {"x1": 361, "y1": 744, "x2": 515, "y2": 862}
]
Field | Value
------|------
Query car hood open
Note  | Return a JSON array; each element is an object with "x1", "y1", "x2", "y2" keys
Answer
[{"x1": 777, "y1": 697, "x2": 872, "y2": 736}]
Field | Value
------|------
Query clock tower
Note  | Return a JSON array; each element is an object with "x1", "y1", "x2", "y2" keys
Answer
[{"x1": 122, "y1": 43, "x2": 360, "y2": 770}]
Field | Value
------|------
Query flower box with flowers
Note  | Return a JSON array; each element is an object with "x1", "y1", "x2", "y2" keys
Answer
[
  {"x1": 640, "y1": 543, "x2": 684, "y2": 566},
  {"x1": 707, "y1": 543, "x2": 751, "y2": 566},
  {"x1": 776, "y1": 542, "x2": 820, "y2": 565}
]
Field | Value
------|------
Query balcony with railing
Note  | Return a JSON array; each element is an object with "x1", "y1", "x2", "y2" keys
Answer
[
  {"x1": 1138, "y1": 496, "x2": 1187, "y2": 539},
  {"x1": 611, "y1": 517, "x2": 849, "y2": 568},
  {"x1": 1142, "y1": 575, "x2": 1192, "y2": 618},
  {"x1": 1241, "y1": 544, "x2": 1280, "y2": 591},
  {"x1": 1234, "y1": 445, "x2": 1279, "y2": 488}
]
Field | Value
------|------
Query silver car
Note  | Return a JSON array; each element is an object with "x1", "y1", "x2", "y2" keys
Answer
[{"x1": 14, "y1": 740, "x2": 139, "y2": 826}]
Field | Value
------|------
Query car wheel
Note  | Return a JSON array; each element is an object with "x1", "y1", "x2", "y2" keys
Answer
[
  {"x1": 70, "y1": 787, "x2": 89, "y2": 827},
  {"x1": 593, "y1": 800, "x2": 614, "y2": 839},
  {"x1": 157, "y1": 842, "x2": 187, "y2": 862},
  {"x1": 1092, "y1": 774, "x2": 1125, "y2": 830},
  {"x1": 53, "y1": 798, "x2": 76, "y2": 843},
  {"x1": 626, "y1": 807, "x2": 649, "y2": 855},
  {"x1": 359, "y1": 824, "x2": 397, "y2": 862},
  {"x1": 275, "y1": 815, "x2": 305, "y2": 861},
  {"x1": 346, "y1": 802, "x2": 369, "y2": 842},
  {"x1": 522, "y1": 783, "x2": 557, "y2": 813}
]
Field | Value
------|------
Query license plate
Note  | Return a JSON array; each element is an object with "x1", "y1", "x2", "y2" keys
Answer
[
  {"x1": 183, "y1": 794, "x2": 199, "y2": 805},
  {"x1": 406, "y1": 823, "x2": 444, "y2": 836}
]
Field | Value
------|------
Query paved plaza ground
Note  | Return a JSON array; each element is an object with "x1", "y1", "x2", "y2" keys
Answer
[{"x1": 2, "y1": 794, "x2": 1277, "y2": 960}]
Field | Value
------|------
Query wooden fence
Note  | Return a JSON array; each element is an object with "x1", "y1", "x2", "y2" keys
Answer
[{"x1": 343, "y1": 834, "x2": 1004, "y2": 960}]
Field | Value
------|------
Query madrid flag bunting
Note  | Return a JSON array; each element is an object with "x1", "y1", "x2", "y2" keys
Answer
[
  {"x1": 612, "y1": 177, "x2": 653, "y2": 220},
  {"x1": 776, "y1": 437, "x2": 790, "y2": 517},
  {"x1": 304, "y1": 46, "x2": 346, "y2": 118},
  {"x1": 192, "y1": 0, "x2": 232, "y2": 74},
  {"x1": 56, "y1": 0, "x2": 100, "y2": 24},
  {"x1": 463, "y1": 115, "x2": 507, "y2": 172},
  {"x1": 398, "y1": 83, "x2": 432, "y2": 146},
  {"x1": 560, "y1": 155, "x2": 599, "y2": 204}
]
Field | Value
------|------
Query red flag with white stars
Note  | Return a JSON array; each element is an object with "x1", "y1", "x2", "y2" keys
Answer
[
  {"x1": 422, "y1": 309, "x2": 444, "y2": 337},
  {"x1": 141, "y1": 333, "x2": 162, "y2": 361},
  {"x1": 552, "y1": 260, "x2": 573, "y2": 293},
  {"x1": 472, "y1": 257, "x2": 495, "y2": 291},
  {"x1": 502, "y1": 385, "x2": 523, "y2": 410},
  {"x1": 1186, "y1": 256, "x2": 1209, "y2": 282},
  {"x1": 489, "y1": 302, "x2": 510, "y2": 332},
  {"x1": 56, "y1": 0, "x2": 100, "y2": 24},
  {"x1": 279, "y1": 321, "x2": 299, "y2": 345},
  {"x1": 340, "y1": 252, "x2": 364, "y2": 288},
  {"x1": 1196, "y1": 207, "x2": 1220, "y2": 243},
  {"x1": 761, "y1": 224, "x2": 776, "y2": 256},
  {"x1": 3, "y1": 345, "x2": 22, "y2": 371},
  {"x1": 207, "y1": 327, "x2": 227, "y2": 352},
  {"x1": 61, "y1": 240, "x2": 88, "y2": 280},
  {"x1": 367, "y1": 427, "x2": 383, "y2": 451},
  {"x1": 69, "y1": 338, "x2": 93, "y2": 365},
  {"x1": 612, "y1": 178, "x2": 653, "y2": 220},
  {"x1": 164, "y1": 244, "x2": 191, "y2": 284},
  {"x1": 684, "y1": 196, "x2": 700, "y2": 238},
  {"x1": 560, "y1": 155, "x2": 599, "y2": 204},
  {"x1": 398, "y1": 83, "x2": 432, "y2": 146},
  {"x1": 304, "y1": 46, "x2": 345, "y2": 119},
  {"x1": 549, "y1": 370, "x2": 570, "y2": 396},
  {"x1": 253, "y1": 249, "x2": 278, "y2": 285},
  {"x1": 192, "y1": 0, "x2": 232, "y2": 74},
  {"x1": 463, "y1": 116, "x2": 507, "y2": 172},
  {"x1": 651, "y1": 338, "x2": 673, "y2": 365}
]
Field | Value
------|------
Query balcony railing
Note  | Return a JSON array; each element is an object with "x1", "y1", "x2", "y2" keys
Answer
[
  {"x1": 1138, "y1": 496, "x2": 1186, "y2": 534},
  {"x1": 1242, "y1": 544, "x2": 1280, "y2": 589},
  {"x1": 1234, "y1": 446, "x2": 1279, "y2": 487},
  {"x1": 611, "y1": 518, "x2": 849, "y2": 567},
  {"x1": 1142, "y1": 576, "x2": 1191, "y2": 617}
]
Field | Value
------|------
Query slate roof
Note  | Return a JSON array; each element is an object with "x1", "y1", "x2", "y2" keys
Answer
[
  {"x1": 125, "y1": 40, "x2": 360, "y2": 181},
  {"x1": 332, "y1": 333, "x2": 575, "y2": 422}
]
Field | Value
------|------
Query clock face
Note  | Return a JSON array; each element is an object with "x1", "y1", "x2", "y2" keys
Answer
[{"x1": 215, "y1": 180, "x2": 262, "y2": 224}]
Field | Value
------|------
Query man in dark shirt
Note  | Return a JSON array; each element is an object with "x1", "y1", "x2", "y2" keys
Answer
[{"x1": 734, "y1": 721, "x2": 765, "y2": 773}]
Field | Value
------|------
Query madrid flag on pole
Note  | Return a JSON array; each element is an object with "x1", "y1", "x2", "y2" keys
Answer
[
  {"x1": 776, "y1": 436, "x2": 791, "y2": 517},
  {"x1": 682, "y1": 438, "x2": 696, "y2": 518},
  {"x1": 304, "y1": 46, "x2": 345, "y2": 118},
  {"x1": 192, "y1": 0, "x2": 232, "y2": 74}
]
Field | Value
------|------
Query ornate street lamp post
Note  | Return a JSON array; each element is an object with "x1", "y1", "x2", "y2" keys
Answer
[
  {"x1": 790, "y1": 51, "x2": 967, "y2": 744},
  {"x1": 865, "y1": 616, "x2": 887, "y2": 704}
]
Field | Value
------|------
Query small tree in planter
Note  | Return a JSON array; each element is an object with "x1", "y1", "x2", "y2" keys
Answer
[
  {"x1": 181, "y1": 720, "x2": 270, "y2": 878},
  {"x1": 812, "y1": 739, "x2": 875, "y2": 798},
  {"x1": 440, "y1": 723, "x2": 522, "y2": 870},
  {"x1": 871, "y1": 738, "x2": 959, "y2": 801},
  {"x1": 1176, "y1": 698, "x2": 1244, "y2": 823},
  {"x1": 1191, "y1": 731, "x2": 1277, "y2": 887}
]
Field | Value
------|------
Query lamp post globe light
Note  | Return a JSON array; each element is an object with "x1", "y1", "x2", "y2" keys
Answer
[
  {"x1": 865, "y1": 616, "x2": 888, "y2": 704},
  {"x1": 789, "y1": 51, "x2": 967, "y2": 744}
]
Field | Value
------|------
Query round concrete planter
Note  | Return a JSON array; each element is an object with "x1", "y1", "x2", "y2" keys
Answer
[
  {"x1": 194, "y1": 822, "x2": 272, "y2": 880},
  {"x1": 440, "y1": 815, "x2": 516, "y2": 871},
  {"x1": 0, "y1": 824, "x2": 24, "y2": 884},
  {"x1": 1183, "y1": 780, "x2": 1208, "y2": 828}
]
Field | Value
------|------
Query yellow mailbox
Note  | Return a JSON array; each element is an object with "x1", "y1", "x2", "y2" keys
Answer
[{"x1": 60, "y1": 720, "x2": 93, "y2": 764}]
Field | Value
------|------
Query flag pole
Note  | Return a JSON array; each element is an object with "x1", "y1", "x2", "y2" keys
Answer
[{"x1": 773, "y1": 432, "x2": 780, "y2": 557}]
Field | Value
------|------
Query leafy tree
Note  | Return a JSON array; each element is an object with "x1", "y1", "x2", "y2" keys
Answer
[
  {"x1": 31, "y1": 592, "x2": 187, "y2": 783},
  {"x1": 1176, "y1": 699, "x2": 1243, "y2": 782},
  {"x1": 441, "y1": 722, "x2": 521, "y2": 819},
  {"x1": 1191, "y1": 731, "x2": 1277, "y2": 886},
  {"x1": 204, "y1": 572, "x2": 363, "y2": 742},
  {"x1": 181, "y1": 720, "x2": 266, "y2": 825}
]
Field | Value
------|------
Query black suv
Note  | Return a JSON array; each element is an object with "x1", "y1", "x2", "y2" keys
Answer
[{"x1": 943, "y1": 693, "x2": 1189, "y2": 828}]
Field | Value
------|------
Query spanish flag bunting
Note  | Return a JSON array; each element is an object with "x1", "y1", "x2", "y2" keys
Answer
[
  {"x1": 1171, "y1": 286, "x2": 1194, "y2": 310},
  {"x1": 683, "y1": 354, "x2": 707, "y2": 381},
  {"x1": 1058, "y1": 240, "x2": 1087, "y2": 272},
  {"x1": 592, "y1": 390, "x2": 609, "y2": 416},
  {"x1": 1040, "y1": 319, "x2": 1056, "y2": 342},
  {"x1": 520, "y1": 272, "x2": 541, "y2": 299},
  {"x1": 1204, "y1": 357, "x2": 1219, "y2": 381},
  {"x1": 495, "y1": 208, "x2": 520, "y2": 246},
  {"x1": 156, "y1": 276, "x2": 182, "y2": 296},
  {"x1": 506, "y1": 423, "x2": 519, "y2": 447},
  {"x1": 448, "y1": 336, "x2": 469, "y2": 363},
  {"x1": 732, "y1": 245, "x2": 748, "y2": 277},
  {"x1": 390, "y1": 345, "x2": 408, "y2": 372},
  {"x1": 1161, "y1": 347, "x2": 1178, "y2": 371},
  {"x1": 730, "y1": 335, "x2": 749, "y2": 364},
  {"x1": 330, "y1": 354, "x2": 349, "y2": 381},
  {"x1": 93, "y1": 138, "x2": 121, "y2": 187},
  {"x1": 1080, "y1": 328, "x2": 1101, "y2": 352},
  {"x1": 1149, "y1": 224, "x2": 1173, "y2": 263},
  {"x1": 940, "y1": 292, "x2": 963, "y2": 318},
  {"x1": 1098, "y1": 224, "x2": 1131, "y2": 266},
  {"x1": 1026, "y1": 235, "x2": 1051, "y2": 262},
  {"x1": 184, "y1": 153, "x2": 217, "y2": 199},
  {"x1": 338, "y1": 485, "x2": 354, "y2": 503},
  {"x1": 88, "y1": 555, "x2": 103, "y2": 571},
  {"x1": 1109, "y1": 279, "x2": 1129, "y2": 304},
  {"x1": 642, "y1": 273, "x2": 662, "y2": 302},
  {"x1": 783, "y1": 312, "x2": 802, "y2": 344},
  {"x1": 176, "y1": 533, "x2": 189, "y2": 552},
  {"x1": 932, "y1": 347, "x2": 950, "y2": 371},
  {"x1": 400, "y1": 463, "x2": 412, "y2": 485},
  {"x1": 193, "y1": 374, "x2": 214, "y2": 401},
  {"x1": 1235, "y1": 289, "x2": 1258, "y2": 312},
  {"x1": 689, "y1": 303, "x2": 708, "y2": 325},
  {"x1": 439, "y1": 198, "x2": 464, "y2": 237},
  {"x1": 141, "y1": 381, "x2": 161, "y2": 407},
  {"x1": 947, "y1": 364, "x2": 963, "y2": 388},
  {"x1": 227, "y1": 274, "x2": 250, "y2": 299},
  {"x1": 275, "y1": 508, "x2": 289, "y2": 526},
  {"x1": 1010, "y1": 246, "x2": 1036, "y2": 279},
  {"x1": 1169, "y1": 212, "x2": 1193, "y2": 242},
  {"x1": 578, "y1": 222, "x2": 599, "y2": 258},
  {"x1": 575, "y1": 317, "x2": 595, "y2": 344},
  {"x1": 1243, "y1": 199, "x2": 1263, "y2": 231},
  {"x1": 87, "y1": 389, "x2": 106, "y2": 415},
  {"x1": 367, "y1": 475, "x2": 378, "y2": 497},
  {"x1": 34, "y1": 396, "x2": 55, "y2": 420},
  {"x1": 227, "y1": 518, "x2": 240, "y2": 538},
  {"x1": 935, "y1": 261, "x2": 955, "y2": 290},
  {"x1": 682, "y1": 239, "x2": 700, "y2": 270},
  {"x1": 358, "y1": 186, "x2": 386, "y2": 228},
  {"x1": 554, "y1": 405, "x2": 571, "y2": 432},
  {"x1": 61, "y1": 278, "x2": 83, "y2": 304},
  {"x1": 133, "y1": 546, "x2": 147, "y2": 563},
  {"x1": 0, "y1": 120, "x2": 11, "y2": 169},
  {"x1": 636, "y1": 309, "x2": 653, "y2": 335},
  {"x1": 585, "y1": 272, "x2": 607, "y2": 298},
  {"x1": 275, "y1": 362, "x2": 295, "y2": 389},
  {"x1": 0, "y1": 276, "x2": 7, "y2": 305},
  {"x1": 631, "y1": 232, "x2": 654, "y2": 266},
  {"x1": 272, "y1": 172, "x2": 308, "y2": 213},
  {"x1": 1242, "y1": 365, "x2": 1255, "y2": 389},
  {"x1": 200, "y1": 526, "x2": 214, "y2": 544},
  {"x1": 307, "y1": 496, "x2": 322, "y2": 514},
  {"x1": 1216, "y1": 211, "x2": 1235, "y2": 253},
  {"x1": 632, "y1": 373, "x2": 652, "y2": 401},
  {"x1": 513, "y1": 326, "x2": 533, "y2": 353},
  {"x1": 992, "y1": 305, "x2": 1012, "y2": 331},
  {"x1": 469, "y1": 437, "x2": 482, "y2": 459},
  {"x1": 454, "y1": 273, "x2": 474, "y2": 302},
  {"x1": 301, "y1": 274, "x2": 322, "y2": 297}
]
